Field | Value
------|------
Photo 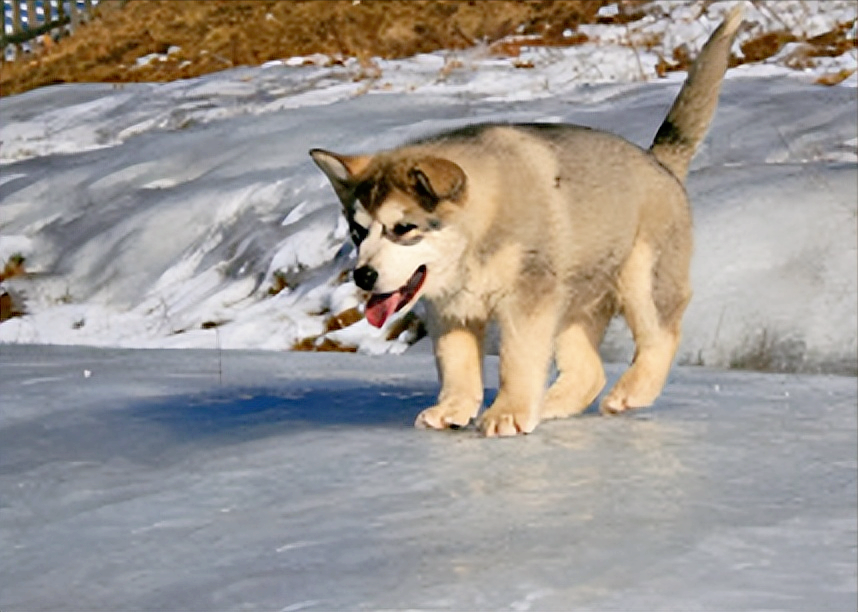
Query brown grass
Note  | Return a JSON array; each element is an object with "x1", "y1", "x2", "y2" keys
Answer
[
  {"x1": 0, "y1": 254, "x2": 26, "y2": 282},
  {"x1": 740, "y1": 30, "x2": 798, "y2": 63},
  {"x1": 292, "y1": 306, "x2": 363, "y2": 352},
  {"x1": 325, "y1": 307, "x2": 363, "y2": 333},
  {"x1": 0, "y1": 291, "x2": 25, "y2": 321},
  {"x1": 806, "y1": 21, "x2": 858, "y2": 58},
  {"x1": 0, "y1": 254, "x2": 26, "y2": 321},
  {"x1": 267, "y1": 270, "x2": 290, "y2": 296},
  {"x1": 739, "y1": 20, "x2": 857, "y2": 66},
  {"x1": 290, "y1": 305, "x2": 426, "y2": 352},
  {"x1": 3, "y1": 1, "x2": 854, "y2": 97},
  {"x1": 292, "y1": 336, "x2": 358, "y2": 352},
  {"x1": 1, "y1": 0, "x2": 648, "y2": 96},
  {"x1": 816, "y1": 67, "x2": 857, "y2": 86}
]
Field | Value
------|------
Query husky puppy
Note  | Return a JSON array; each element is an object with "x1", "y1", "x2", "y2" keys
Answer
[{"x1": 311, "y1": 6, "x2": 743, "y2": 436}]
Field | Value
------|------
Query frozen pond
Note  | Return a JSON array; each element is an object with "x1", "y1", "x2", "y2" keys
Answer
[{"x1": 1, "y1": 345, "x2": 855, "y2": 611}]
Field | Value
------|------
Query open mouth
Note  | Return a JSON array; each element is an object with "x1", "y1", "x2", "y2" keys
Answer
[{"x1": 364, "y1": 265, "x2": 427, "y2": 328}]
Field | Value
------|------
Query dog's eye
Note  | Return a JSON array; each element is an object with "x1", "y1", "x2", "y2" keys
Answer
[
  {"x1": 391, "y1": 222, "x2": 418, "y2": 237},
  {"x1": 350, "y1": 221, "x2": 369, "y2": 245}
]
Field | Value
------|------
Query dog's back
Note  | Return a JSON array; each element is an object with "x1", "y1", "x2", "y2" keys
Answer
[{"x1": 410, "y1": 122, "x2": 686, "y2": 295}]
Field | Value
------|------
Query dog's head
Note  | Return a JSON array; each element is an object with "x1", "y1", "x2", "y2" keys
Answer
[{"x1": 310, "y1": 148, "x2": 468, "y2": 328}]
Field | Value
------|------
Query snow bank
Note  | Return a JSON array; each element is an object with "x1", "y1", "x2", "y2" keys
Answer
[{"x1": 0, "y1": 1, "x2": 855, "y2": 374}]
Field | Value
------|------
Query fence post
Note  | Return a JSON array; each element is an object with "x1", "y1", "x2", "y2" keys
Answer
[
  {"x1": 25, "y1": 1, "x2": 39, "y2": 32},
  {"x1": 11, "y1": 0, "x2": 23, "y2": 56},
  {"x1": 69, "y1": 0, "x2": 81, "y2": 33}
]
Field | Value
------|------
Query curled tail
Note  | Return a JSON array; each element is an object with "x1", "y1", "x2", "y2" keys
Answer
[{"x1": 650, "y1": 4, "x2": 744, "y2": 182}]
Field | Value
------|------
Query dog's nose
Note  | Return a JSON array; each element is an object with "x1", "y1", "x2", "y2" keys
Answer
[{"x1": 353, "y1": 265, "x2": 379, "y2": 291}]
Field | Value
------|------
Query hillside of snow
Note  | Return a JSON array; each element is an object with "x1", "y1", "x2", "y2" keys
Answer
[{"x1": 0, "y1": 0, "x2": 856, "y2": 374}]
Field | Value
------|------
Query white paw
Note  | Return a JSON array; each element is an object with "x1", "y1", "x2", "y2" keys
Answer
[
  {"x1": 477, "y1": 402, "x2": 538, "y2": 437},
  {"x1": 599, "y1": 388, "x2": 650, "y2": 415},
  {"x1": 414, "y1": 399, "x2": 479, "y2": 430},
  {"x1": 599, "y1": 392, "x2": 631, "y2": 415}
]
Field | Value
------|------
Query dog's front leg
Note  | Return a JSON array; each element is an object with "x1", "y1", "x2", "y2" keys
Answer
[
  {"x1": 478, "y1": 299, "x2": 557, "y2": 437},
  {"x1": 415, "y1": 317, "x2": 485, "y2": 430}
]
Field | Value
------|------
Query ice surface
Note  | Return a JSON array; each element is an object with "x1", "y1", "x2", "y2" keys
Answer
[{"x1": 0, "y1": 345, "x2": 855, "y2": 611}]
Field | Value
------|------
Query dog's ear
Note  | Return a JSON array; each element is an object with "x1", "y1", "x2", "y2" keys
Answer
[
  {"x1": 309, "y1": 149, "x2": 371, "y2": 203},
  {"x1": 407, "y1": 157, "x2": 466, "y2": 211}
]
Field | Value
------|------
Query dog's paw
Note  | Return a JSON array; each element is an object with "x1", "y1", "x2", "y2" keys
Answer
[
  {"x1": 414, "y1": 400, "x2": 479, "y2": 430},
  {"x1": 599, "y1": 392, "x2": 630, "y2": 415},
  {"x1": 599, "y1": 388, "x2": 648, "y2": 415},
  {"x1": 477, "y1": 402, "x2": 538, "y2": 437}
]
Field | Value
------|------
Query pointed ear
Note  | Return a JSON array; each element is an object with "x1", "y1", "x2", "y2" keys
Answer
[
  {"x1": 407, "y1": 157, "x2": 466, "y2": 210},
  {"x1": 309, "y1": 148, "x2": 371, "y2": 202}
]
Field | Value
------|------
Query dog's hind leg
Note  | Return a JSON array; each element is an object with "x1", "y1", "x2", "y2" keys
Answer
[
  {"x1": 541, "y1": 303, "x2": 613, "y2": 420},
  {"x1": 415, "y1": 317, "x2": 485, "y2": 430},
  {"x1": 601, "y1": 240, "x2": 690, "y2": 414}
]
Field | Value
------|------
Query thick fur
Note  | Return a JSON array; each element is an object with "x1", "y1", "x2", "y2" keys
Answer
[{"x1": 311, "y1": 6, "x2": 743, "y2": 436}]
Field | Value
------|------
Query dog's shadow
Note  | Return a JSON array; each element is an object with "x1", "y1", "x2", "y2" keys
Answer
[
  {"x1": 2, "y1": 383, "x2": 456, "y2": 473},
  {"x1": 129, "y1": 382, "x2": 447, "y2": 440}
]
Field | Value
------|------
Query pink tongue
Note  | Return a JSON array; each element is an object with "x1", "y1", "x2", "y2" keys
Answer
[{"x1": 365, "y1": 291, "x2": 402, "y2": 328}]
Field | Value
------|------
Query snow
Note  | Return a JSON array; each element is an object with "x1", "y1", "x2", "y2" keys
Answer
[
  {"x1": 134, "y1": 45, "x2": 181, "y2": 69},
  {"x1": 1, "y1": 38, "x2": 855, "y2": 370},
  {"x1": 0, "y1": 345, "x2": 855, "y2": 610},
  {"x1": 0, "y1": 3, "x2": 856, "y2": 607}
]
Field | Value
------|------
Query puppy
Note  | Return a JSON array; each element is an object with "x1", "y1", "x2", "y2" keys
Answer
[{"x1": 311, "y1": 6, "x2": 743, "y2": 436}]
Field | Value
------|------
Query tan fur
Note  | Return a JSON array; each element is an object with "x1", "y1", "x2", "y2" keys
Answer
[
  {"x1": 651, "y1": 4, "x2": 744, "y2": 181},
  {"x1": 416, "y1": 315, "x2": 484, "y2": 429},
  {"x1": 310, "y1": 6, "x2": 742, "y2": 436}
]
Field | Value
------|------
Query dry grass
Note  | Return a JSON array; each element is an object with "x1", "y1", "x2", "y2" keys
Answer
[
  {"x1": 0, "y1": 254, "x2": 26, "y2": 322},
  {"x1": 0, "y1": 254, "x2": 26, "y2": 282},
  {"x1": 0, "y1": 291, "x2": 24, "y2": 321},
  {"x1": 3, "y1": 1, "x2": 854, "y2": 96},
  {"x1": 292, "y1": 336, "x2": 359, "y2": 352},
  {"x1": 2, "y1": 0, "x2": 636, "y2": 96},
  {"x1": 291, "y1": 306, "x2": 426, "y2": 352}
]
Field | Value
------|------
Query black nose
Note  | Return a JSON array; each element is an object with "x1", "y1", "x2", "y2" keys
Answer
[{"x1": 353, "y1": 265, "x2": 378, "y2": 291}]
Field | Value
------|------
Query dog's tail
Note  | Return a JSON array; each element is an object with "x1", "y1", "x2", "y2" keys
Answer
[{"x1": 650, "y1": 4, "x2": 743, "y2": 182}]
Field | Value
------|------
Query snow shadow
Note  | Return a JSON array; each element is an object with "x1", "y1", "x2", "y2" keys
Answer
[{"x1": 129, "y1": 382, "x2": 440, "y2": 438}]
